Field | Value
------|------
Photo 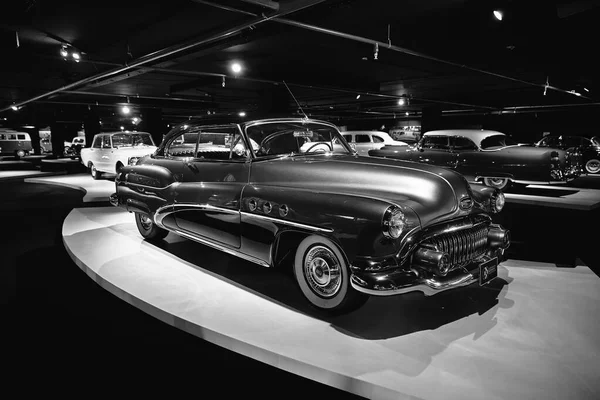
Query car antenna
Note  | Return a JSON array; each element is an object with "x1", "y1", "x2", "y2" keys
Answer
[{"x1": 282, "y1": 80, "x2": 309, "y2": 121}]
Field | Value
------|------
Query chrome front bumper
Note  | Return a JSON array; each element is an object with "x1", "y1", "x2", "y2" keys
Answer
[{"x1": 350, "y1": 252, "x2": 504, "y2": 297}]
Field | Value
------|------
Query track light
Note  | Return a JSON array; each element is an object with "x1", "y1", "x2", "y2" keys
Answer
[
  {"x1": 398, "y1": 98, "x2": 406, "y2": 106},
  {"x1": 132, "y1": 117, "x2": 139, "y2": 124},
  {"x1": 60, "y1": 46, "x2": 68, "y2": 58},
  {"x1": 373, "y1": 43, "x2": 379, "y2": 60},
  {"x1": 121, "y1": 105, "x2": 130, "y2": 114},
  {"x1": 238, "y1": 111, "x2": 246, "y2": 117},
  {"x1": 493, "y1": 10, "x2": 503, "y2": 21},
  {"x1": 72, "y1": 52, "x2": 81, "y2": 62},
  {"x1": 356, "y1": 94, "x2": 361, "y2": 100},
  {"x1": 584, "y1": 87, "x2": 590, "y2": 92},
  {"x1": 222, "y1": 76, "x2": 226, "y2": 88},
  {"x1": 230, "y1": 62, "x2": 242, "y2": 74},
  {"x1": 120, "y1": 126, "x2": 124, "y2": 131},
  {"x1": 405, "y1": 112, "x2": 409, "y2": 116},
  {"x1": 11, "y1": 105, "x2": 18, "y2": 111}
]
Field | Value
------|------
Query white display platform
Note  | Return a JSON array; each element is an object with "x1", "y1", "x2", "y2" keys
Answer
[
  {"x1": 0, "y1": 170, "x2": 59, "y2": 181},
  {"x1": 63, "y1": 206, "x2": 600, "y2": 400},
  {"x1": 25, "y1": 173, "x2": 116, "y2": 202}
]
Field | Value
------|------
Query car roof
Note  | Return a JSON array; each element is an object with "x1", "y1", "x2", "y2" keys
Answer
[
  {"x1": 424, "y1": 129, "x2": 505, "y2": 146},
  {"x1": 342, "y1": 131, "x2": 388, "y2": 135},
  {"x1": 96, "y1": 131, "x2": 152, "y2": 135}
]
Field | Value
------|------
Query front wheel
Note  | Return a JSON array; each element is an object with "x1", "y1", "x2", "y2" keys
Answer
[
  {"x1": 483, "y1": 177, "x2": 511, "y2": 191},
  {"x1": 135, "y1": 213, "x2": 169, "y2": 241},
  {"x1": 293, "y1": 235, "x2": 368, "y2": 315},
  {"x1": 585, "y1": 158, "x2": 600, "y2": 174}
]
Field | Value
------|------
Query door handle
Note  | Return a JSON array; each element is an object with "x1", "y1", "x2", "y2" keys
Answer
[{"x1": 186, "y1": 162, "x2": 199, "y2": 173}]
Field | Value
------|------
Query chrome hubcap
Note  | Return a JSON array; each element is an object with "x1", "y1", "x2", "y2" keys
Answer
[
  {"x1": 304, "y1": 245, "x2": 341, "y2": 298},
  {"x1": 140, "y1": 214, "x2": 153, "y2": 230},
  {"x1": 586, "y1": 160, "x2": 600, "y2": 173}
]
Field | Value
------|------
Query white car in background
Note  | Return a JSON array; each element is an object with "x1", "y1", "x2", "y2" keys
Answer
[
  {"x1": 342, "y1": 130, "x2": 408, "y2": 156},
  {"x1": 80, "y1": 131, "x2": 157, "y2": 179}
]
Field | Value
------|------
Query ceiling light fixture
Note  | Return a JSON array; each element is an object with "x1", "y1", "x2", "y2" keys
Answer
[
  {"x1": 583, "y1": 87, "x2": 590, "y2": 92},
  {"x1": 398, "y1": 98, "x2": 406, "y2": 106},
  {"x1": 72, "y1": 52, "x2": 81, "y2": 62},
  {"x1": 132, "y1": 117, "x2": 139, "y2": 124},
  {"x1": 11, "y1": 105, "x2": 18, "y2": 111},
  {"x1": 120, "y1": 126, "x2": 124, "y2": 131},
  {"x1": 121, "y1": 105, "x2": 131, "y2": 114},
  {"x1": 238, "y1": 111, "x2": 246, "y2": 117},
  {"x1": 60, "y1": 46, "x2": 68, "y2": 58},
  {"x1": 373, "y1": 42, "x2": 379, "y2": 60},
  {"x1": 356, "y1": 94, "x2": 361, "y2": 100},
  {"x1": 405, "y1": 112, "x2": 409, "y2": 116},
  {"x1": 493, "y1": 10, "x2": 503, "y2": 21},
  {"x1": 230, "y1": 62, "x2": 242, "y2": 74},
  {"x1": 222, "y1": 76, "x2": 226, "y2": 88}
]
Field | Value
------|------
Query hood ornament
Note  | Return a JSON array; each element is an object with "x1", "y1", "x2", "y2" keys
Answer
[{"x1": 459, "y1": 196, "x2": 473, "y2": 210}]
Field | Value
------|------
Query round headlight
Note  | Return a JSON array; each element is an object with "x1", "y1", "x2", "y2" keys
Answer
[
  {"x1": 382, "y1": 206, "x2": 406, "y2": 239},
  {"x1": 492, "y1": 191, "x2": 505, "y2": 213}
]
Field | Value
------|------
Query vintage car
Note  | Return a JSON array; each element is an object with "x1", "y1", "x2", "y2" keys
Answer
[
  {"x1": 109, "y1": 118, "x2": 510, "y2": 314},
  {"x1": 0, "y1": 129, "x2": 32, "y2": 158},
  {"x1": 80, "y1": 131, "x2": 157, "y2": 179},
  {"x1": 341, "y1": 130, "x2": 407, "y2": 156},
  {"x1": 369, "y1": 129, "x2": 582, "y2": 191},
  {"x1": 534, "y1": 135, "x2": 600, "y2": 174}
]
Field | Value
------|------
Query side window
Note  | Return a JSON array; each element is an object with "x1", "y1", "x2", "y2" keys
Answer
[
  {"x1": 17, "y1": 134, "x2": 26, "y2": 140},
  {"x1": 9, "y1": 134, "x2": 16, "y2": 140},
  {"x1": 101, "y1": 136, "x2": 111, "y2": 148},
  {"x1": 355, "y1": 134, "x2": 370, "y2": 143},
  {"x1": 166, "y1": 126, "x2": 247, "y2": 161},
  {"x1": 372, "y1": 135, "x2": 384, "y2": 143},
  {"x1": 343, "y1": 134, "x2": 353, "y2": 143},
  {"x1": 453, "y1": 136, "x2": 478, "y2": 151},
  {"x1": 0, "y1": 134, "x2": 5, "y2": 140},
  {"x1": 92, "y1": 136, "x2": 102, "y2": 148},
  {"x1": 421, "y1": 136, "x2": 450, "y2": 150}
]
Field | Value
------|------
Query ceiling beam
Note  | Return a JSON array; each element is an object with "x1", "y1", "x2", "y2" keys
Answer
[{"x1": 0, "y1": 0, "x2": 328, "y2": 113}]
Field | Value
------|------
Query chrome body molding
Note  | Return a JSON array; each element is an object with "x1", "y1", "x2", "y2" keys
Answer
[
  {"x1": 167, "y1": 227, "x2": 271, "y2": 268},
  {"x1": 240, "y1": 211, "x2": 334, "y2": 233}
]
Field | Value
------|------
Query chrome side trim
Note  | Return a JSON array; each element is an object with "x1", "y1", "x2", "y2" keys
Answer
[
  {"x1": 350, "y1": 271, "x2": 477, "y2": 296},
  {"x1": 154, "y1": 203, "x2": 239, "y2": 226},
  {"x1": 168, "y1": 228, "x2": 271, "y2": 268},
  {"x1": 240, "y1": 211, "x2": 334, "y2": 233}
]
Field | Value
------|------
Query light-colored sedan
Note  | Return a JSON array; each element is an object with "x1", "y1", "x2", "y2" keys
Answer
[
  {"x1": 342, "y1": 130, "x2": 407, "y2": 156},
  {"x1": 80, "y1": 131, "x2": 157, "y2": 179}
]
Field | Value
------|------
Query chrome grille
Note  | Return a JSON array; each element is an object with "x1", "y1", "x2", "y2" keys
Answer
[{"x1": 424, "y1": 223, "x2": 489, "y2": 266}]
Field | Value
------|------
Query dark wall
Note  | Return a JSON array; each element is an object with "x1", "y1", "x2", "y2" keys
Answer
[{"x1": 140, "y1": 108, "x2": 166, "y2": 146}]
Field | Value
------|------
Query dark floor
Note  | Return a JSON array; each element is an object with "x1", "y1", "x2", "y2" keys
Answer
[{"x1": 2, "y1": 176, "x2": 599, "y2": 397}]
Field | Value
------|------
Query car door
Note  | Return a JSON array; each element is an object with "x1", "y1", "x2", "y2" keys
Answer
[
  {"x1": 451, "y1": 135, "x2": 480, "y2": 178},
  {"x1": 97, "y1": 135, "x2": 112, "y2": 171},
  {"x1": 414, "y1": 135, "x2": 456, "y2": 167},
  {"x1": 161, "y1": 126, "x2": 249, "y2": 249},
  {"x1": 353, "y1": 133, "x2": 372, "y2": 156}
]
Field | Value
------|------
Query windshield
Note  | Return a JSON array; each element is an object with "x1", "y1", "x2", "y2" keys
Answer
[
  {"x1": 245, "y1": 122, "x2": 351, "y2": 158},
  {"x1": 480, "y1": 134, "x2": 518, "y2": 150},
  {"x1": 112, "y1": 133, "x2": 154, "y2": 147}
]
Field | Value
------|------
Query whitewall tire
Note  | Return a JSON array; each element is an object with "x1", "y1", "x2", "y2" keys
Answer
[
  {"x1": 89, "y1": 162, "x2": 102, "y2": 180},
  {"x1": 585, "y1": 159, "x2": 600, "y2": 174},
  {"x1": 483, "y1": 177, "x2": 511, "y2": 191},
  {"x1": 135, "y1": 213, "x2": 169, "y2": 241},
  {"x1": 293, "y1": 235, "x2": 368, "y2": 314}
]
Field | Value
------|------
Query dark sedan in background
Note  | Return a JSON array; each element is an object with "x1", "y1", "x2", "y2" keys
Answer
[
  {"x1": 534, "y1": 135, "x2": 600, "y2": 174},
  {"x1": 369, "y1": 129, "x2": 582, "y2": 191}
]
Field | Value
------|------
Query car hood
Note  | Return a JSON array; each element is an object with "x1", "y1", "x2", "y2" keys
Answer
[{"x1": 250, "y1": 154, "x2": 473, "y2": 226}]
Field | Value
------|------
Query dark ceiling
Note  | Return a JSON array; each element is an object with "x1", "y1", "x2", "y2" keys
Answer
[{"x1": 1, "y1": 0, "x2": 599, "y2": 132}]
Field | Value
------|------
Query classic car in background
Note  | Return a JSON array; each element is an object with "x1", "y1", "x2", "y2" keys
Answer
[
  {"x1": 369, "y1": 129, "x2": 582, "y2": 191},
  {"x1": 341, "y1": 130, "x2": 407, "y2": 156},
  {"x1": 110, "y1": 118, "x2": 510, "y2": 314},
  {"x1": 39, "y1": 137, "x2": 52, "y2": 153},
  {"x1": 389, "y1": 127, "x2": 421, "y2": 144},
  {"x1": 0, "y1": 129, "x2": 32, "y2": 158},
  {"x1": 534, "y1": 135, "x2": 600, "y2": 174},
  {"x1": 80, "y1": 131, "x2": 157, "y2": 179}
]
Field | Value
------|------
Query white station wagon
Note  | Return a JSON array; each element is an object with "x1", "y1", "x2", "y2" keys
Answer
[
  {"x1": 80, "y1": 131, "x2": 157, "y2": 179},
  {"x1": 342, "y1": 130, "x2": 407, "y2": 156}
]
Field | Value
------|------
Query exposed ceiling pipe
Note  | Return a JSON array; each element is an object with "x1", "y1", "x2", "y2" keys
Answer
[
  {"x1": 196, "y1": 0, "x2": 593, "y2": 101},
  {"x1": 0, "y1": 0, "x2": 327, "y2": 113}
]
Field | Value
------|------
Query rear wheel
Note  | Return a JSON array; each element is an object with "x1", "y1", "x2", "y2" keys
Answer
[
  {"x1": 585, "y1": 158, "x2": 600, "y2": 174},
  {"x1": 135, "y1": 213, "x2": 169, "y2": 241},
  {"x1": 89, "y1": 162, "x2": 102, "y2": 180},
  {"x1": 293, "y1": 235, "x2": 368, "y2": 315},
  {"x1": 483, "y1": 177, "x2": 511, "y2": 191}
]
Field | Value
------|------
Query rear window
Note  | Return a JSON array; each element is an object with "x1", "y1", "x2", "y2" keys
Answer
[
  {"x1": 17, "y1": 134, "x2": 26, "y2": 140},
  {"x1": 372, "y1": 135, "x2": 384, "y2": 143}
]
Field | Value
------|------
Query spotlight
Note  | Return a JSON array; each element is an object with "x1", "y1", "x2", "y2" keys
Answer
[
  {"x1": 72, "y1": 52, "x2": 81, "y2": 62},
  {"x1": 356, "y1": 94, "x2": 361, "y2": 100},
  {"x1": 238, "y1": 111, "x2": 246, "y2": 117},
  {"x1": 373, "y1": 43, "x2": 379, "y2": 60},
  {"x1": 60, "y1": 46, "x2": 68, "y2": 58},
  {"x1": 583, "y1": 87, "x2": 590, "y2": 92},
  {"x1": 11, "y1": 105, "x2": 18, "y2": 111},
  {"x1": 405, "y1": 112, "x2": 409, "y2": 116},
  {"x1": 120, "y1": 126, "x2": 124, "y2": 131},
  {"x1": 183, "y1": 124, "x2": 188, "y2": 130},
  {"x1": 121, "y1": 105, "x2": 131, "y2": 114},
  {"x1": 132, "y1": 117, "x2": 139, "y2": 124},
  {"x1": 493, "y1": 10, "x2": 503, "y2": 21},
  {"x1": 230, "y1": 62, "x2": 242, "y2": 74},
  {"x1": 398, "y1": 98, "x2": 406, "y2": 106},
  {"x1": 222, "y1": 76, "x2": 226, "y2": 88}
]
